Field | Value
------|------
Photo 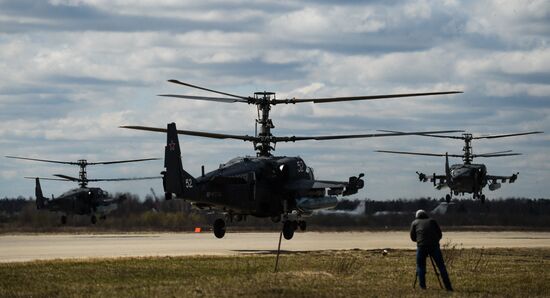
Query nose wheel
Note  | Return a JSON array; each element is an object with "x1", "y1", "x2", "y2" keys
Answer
[
  {"x1": 473, "y1": 193, "x2": 486, "y2": 203},
  {"x1": 282, "y1": 220, "x2": 306, "y2": 240},
  {"x1": 282, "y1": 221, "x2": 295, "y2": 240},
  {"x1": 213, "y1": 218, "x2": 226, "y2": 239}
]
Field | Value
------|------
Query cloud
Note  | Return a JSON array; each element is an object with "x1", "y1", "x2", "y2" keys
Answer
[{"x1": 0, "y1": 0, "x2": 548, "y2": 199}]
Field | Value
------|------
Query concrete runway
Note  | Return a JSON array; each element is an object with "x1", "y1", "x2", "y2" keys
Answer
[{"x1": 1, "y1": 231, "x2": 549, "y2": 263}]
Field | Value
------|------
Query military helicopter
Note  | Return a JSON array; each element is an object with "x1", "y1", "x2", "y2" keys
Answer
[
  {"x1": 5, "y1": 156, "x2": 160, "y2": 224},
  {"x1": 376, "y1": 131, "x2": 543, "y2": 203},
  {"x1": 122, "y1": 80, "x2": 462, "y2": 240}
]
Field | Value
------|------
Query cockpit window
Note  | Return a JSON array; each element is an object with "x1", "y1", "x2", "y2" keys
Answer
[
  {"x1": 220, "y1": 157, "x2": 243, "y2": 168},
  {"x1": 306, "y1": 167, "x2": 314, "y2": 179}
]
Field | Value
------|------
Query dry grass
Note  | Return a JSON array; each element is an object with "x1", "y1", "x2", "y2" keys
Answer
[{"x1": 0, "y1": 248, "x2": 548, "y2": 297}]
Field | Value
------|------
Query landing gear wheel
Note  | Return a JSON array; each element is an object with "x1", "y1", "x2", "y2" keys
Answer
[
  {"x1": 298, "y1": 221, "x2": 307, "y2": 231},
  {"x1": 61, "y1": 215, "x2": 67, "y2": 225},
  {"x1": 445, "y1": 194, "x2": 451, "y2": 203},
  {"x1": 213, "y1": 218, "x2": 226, "y2": 239},
  {"x1": 480, "y1": 194, "x2": 486, "y2": 204},
  {"x1": 283, "y1": 221, "x2": 295, "y2": 240},
  {"x1": 91, "y1": 215, "x2": 97, "y2": 224}
]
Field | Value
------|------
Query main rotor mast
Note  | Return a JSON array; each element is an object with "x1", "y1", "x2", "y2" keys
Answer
[
  {"x1": 462, "y1": 134, "x2": 474, "y2": 164},
  {"x1": 254, "y1": 91, "x2": 276, "y2": 157},
  {"x1": 77, "y1": 160, "x2": 90, "y2": 187}
]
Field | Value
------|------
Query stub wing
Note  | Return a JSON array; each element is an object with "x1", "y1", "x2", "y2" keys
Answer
[
  {"x1": 487, "y1": 173, "x2": 519, "y2": 183},
  {"x1": 286, "y1": 180, "x2": 347, "y2": 190},
  {"x1": 417, "y1": 172, "x2": 446, "y2": 182},
  {"x1": 285, "y1": 174, "x2": 364, "y2": 196},
  {"x1": 100, "y1": 195, "x2": 127, "y2": 206},
  {"x1": 417, "y1": 172, "x2": 448, "y2": 189}
]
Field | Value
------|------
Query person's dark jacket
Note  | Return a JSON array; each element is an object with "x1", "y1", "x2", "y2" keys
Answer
[{"x1": 410, "y1": 215, "x2": 442, "y2": 247}]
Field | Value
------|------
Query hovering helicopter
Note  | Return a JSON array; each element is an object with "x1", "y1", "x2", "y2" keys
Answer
[
  {"x1": 5, "y1": 156, "x2": 160, "y2": 224},
  {"x1": 122, "y1": 80, "x2": 462, "y2": 240},
  {"x1": 376, "y1": 131, "x2": 543, "y2": 203}
]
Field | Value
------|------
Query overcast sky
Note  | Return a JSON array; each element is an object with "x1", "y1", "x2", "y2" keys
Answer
[{"x1": 0, "y1": 0, "x2": 548, "y2": 201}]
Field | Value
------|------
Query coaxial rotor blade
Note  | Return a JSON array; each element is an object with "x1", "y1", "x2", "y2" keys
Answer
[
  {"x1": 378, "y1": 130, "x2": 544, "y2": 140},
  {"x1": 87, "y1": 176, "x2": 162, "y2": 182},
  {"x1": 6, "y1": 156, "x2": 79, "y2": 165},
  {"x1": 375, "y1": 150, "x2": 464, "y2": 158},
  {"x1": 24, "y1": 176, "x2": 71, "y2": 181},
  {"x1": 158, "y1": 94, "x2": 249, "y2": 103},
  {"x1": 53, "y1": 174, "x2": 81, "y2": 182},
  {"x1": 167, "y1": 80, "x2": 250, "y2": 100},
  {"x1": 376, "y1": 130, "x2": 463, "y2": 139},
  {"x1": 273, "y1": 130, "x2": 464, "y2": 142},
  {"x1": 472, "y1": 131, "x2": 543, "y2": 139},
  {"x1": 475, "y1": 150, "x2": 513, "y2": 155},
  {"x1": 279, "y1": 91, "x2": 462, "y2": 104},
  {"x1": 87, "y1": 158, "x2": 160, "y2": 165},
  {"x1": 7, "y1": 156, "x2": 159, "y2": 166},
  {"x1": 120, "y1": 125, "x2": 258, "y2": 142},
  {"x1": 473, "y1": 153, "x2": 522, "y2": 158}
]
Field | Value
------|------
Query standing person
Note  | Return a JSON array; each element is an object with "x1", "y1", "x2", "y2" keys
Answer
[{"x1": 410, "y1": 209, "x2": 453, "y2": 291}]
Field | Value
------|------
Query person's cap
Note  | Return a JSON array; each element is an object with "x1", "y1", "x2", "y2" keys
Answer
[{"x1": 415, "y1": 209, "x2": 428, "y2": 219}]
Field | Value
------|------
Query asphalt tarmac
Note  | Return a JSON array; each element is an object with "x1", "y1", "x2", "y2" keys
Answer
[{"x1": 1, "y1": 231, "x2": 549, "y2": 263}]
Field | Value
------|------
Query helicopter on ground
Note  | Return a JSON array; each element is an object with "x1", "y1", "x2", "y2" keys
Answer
[
  {"x1": 5, "y1": 156, "x2": 160, "y2": 224},
  {"x1": 122, "y1": 80, "x2": 462, "y2": 240},
  {"x1": 376, "y1": 131, "x2": 543, "y2": 203}
]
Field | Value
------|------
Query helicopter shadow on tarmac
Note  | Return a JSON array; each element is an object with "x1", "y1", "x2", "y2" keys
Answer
[{"x1": 232, "y1": 249, "x2": 309, "y2": 255}]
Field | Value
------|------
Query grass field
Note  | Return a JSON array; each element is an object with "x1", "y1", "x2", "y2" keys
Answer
[{"x1": 1, "y1": 247, "x2": 548, "y2": 297}]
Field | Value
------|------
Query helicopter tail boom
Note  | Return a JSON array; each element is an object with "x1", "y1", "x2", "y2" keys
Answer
[{"x1": 164, "y1": 122, "x2": 198, "y2": 199}]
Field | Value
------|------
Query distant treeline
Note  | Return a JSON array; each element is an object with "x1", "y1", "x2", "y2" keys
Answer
[{"x1": 0, "y1": 195, "x2": 549, "y2": 232}]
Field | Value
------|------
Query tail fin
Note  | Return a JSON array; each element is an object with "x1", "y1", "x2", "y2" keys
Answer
[
  {"x1": 163, "y1": 122, "x2": 198, "y2": 199},
  {"x1": 35, "y1": 178, "x2": 46, "y2": 209},
  {"x1": 445, "y1": 152, "x2": 451, "y2": 182}
]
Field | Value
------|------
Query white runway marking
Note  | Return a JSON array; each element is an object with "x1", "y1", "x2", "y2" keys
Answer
[{"x1": 1, "y1": 231, "x2": 549, "y2": 263}]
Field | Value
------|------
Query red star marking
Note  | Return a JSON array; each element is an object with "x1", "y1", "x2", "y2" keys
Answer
[{"x1": 168, "y1": 141, "x2": 176, "y2": 151}]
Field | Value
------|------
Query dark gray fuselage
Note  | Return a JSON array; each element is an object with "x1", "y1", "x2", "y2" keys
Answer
[
  {"x1": 182, "y1": 156, "x2": 321, "y2": 217},
  {"x1": 447, "y1": 163, "x2": 487, "y2": 194},
  {"x1": 44, "y1": 187, "x2": 118, "y2": 216}
]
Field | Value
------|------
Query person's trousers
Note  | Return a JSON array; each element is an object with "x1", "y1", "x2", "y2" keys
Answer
[{"x1": 416, "y1": 245, "x2": 453, "y2": 290}]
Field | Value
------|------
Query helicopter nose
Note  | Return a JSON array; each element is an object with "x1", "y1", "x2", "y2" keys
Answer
[{"x1": 451, "y1": 170, "x2": 466, "y2": 179}]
